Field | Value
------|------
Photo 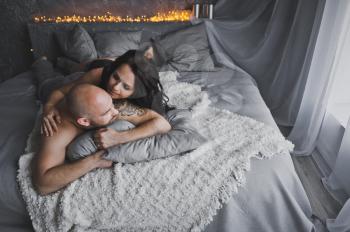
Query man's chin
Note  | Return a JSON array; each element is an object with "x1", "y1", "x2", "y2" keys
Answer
[{"x1": 87, "y1": 121, "x2": 108, "y2": 129}]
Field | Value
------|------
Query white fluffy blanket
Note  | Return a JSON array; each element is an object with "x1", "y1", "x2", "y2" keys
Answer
[{"x1": 18, "y1": 71, "x2": 293, "y2": 232}]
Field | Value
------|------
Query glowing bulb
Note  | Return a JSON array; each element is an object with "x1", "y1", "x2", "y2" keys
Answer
[{"x1": 33, "y1": 10, "x2": 191, "y2": 23}]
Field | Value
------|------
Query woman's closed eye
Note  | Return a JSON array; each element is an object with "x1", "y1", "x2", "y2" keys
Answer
[{"x1": 123, "y1": 83, "x2": 131, "y2": 90}]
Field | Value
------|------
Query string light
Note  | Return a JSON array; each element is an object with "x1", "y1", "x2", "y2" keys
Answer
[{"x1": 33, "y1": 10, "x2": 191, "y2": 23}]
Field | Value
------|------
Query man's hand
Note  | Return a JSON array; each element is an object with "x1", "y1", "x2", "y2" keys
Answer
[
  {"x1": 90, "y1": 150, "x2": 113, "y2": 168},
  {"x1": 93, "y1": 128, "x2": 126, "y2": 149}
]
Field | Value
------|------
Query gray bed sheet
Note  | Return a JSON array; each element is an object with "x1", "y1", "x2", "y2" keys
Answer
[
  {"x1": 0, "y1": 72, "x2": 38, "y2": 232},
  {"x1": 0, "y1": 68, "x2": 314, "y2": 232},
  {"x1": 177, "y1": 68, "x2": 315, "y2": 232}
]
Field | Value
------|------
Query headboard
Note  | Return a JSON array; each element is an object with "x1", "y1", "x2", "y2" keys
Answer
[{"x1": 27, "y1": 22, "x2": 191, "y2": 61}]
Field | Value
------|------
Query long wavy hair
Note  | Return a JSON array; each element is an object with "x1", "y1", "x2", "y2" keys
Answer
[{"x1": 87, "y1": 50, "x2": 171, "y2": 115}]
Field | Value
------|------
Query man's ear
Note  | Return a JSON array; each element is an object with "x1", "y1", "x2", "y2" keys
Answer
[
  {"x1": 144, "y1": 46, "x2": 154, "y2": 60},
  {"x1": 76, "y1": 117, "x2": 90, "y2": 127}
]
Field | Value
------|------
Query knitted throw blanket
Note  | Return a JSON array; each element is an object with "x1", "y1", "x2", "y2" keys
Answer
[{"x1": 18, "y1": 71, "x2": 293, "y2": 232}]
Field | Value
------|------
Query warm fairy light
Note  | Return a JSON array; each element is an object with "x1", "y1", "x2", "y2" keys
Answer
[{"x1": 33, "y1": 10, "x2": 191, "y2": 23}]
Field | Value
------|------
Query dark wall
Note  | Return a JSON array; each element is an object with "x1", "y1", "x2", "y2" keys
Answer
[
  {"x1": 0, "y1": 0, "x2": 38, "y2": 83},
  {"x1": 0, "y1": 0, "x2": 191, "y2": 83}
]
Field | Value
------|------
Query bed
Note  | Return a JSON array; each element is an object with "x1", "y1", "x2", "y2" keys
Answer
[{"x1": 0, "y1": 22, "x2": 315, "y2": 231}]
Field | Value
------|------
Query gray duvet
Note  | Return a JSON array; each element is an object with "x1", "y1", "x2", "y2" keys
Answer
[
  {"x1": 178, "y1": 68, "x2": 314, "y2": 232},
  {"x1": 0, "y1": 68, "x2": 314, "y2": 231}
]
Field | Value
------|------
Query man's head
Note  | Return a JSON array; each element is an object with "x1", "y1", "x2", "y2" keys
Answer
[{"x1": 66, "y1": 84, "x2": 119, "y2": 128}]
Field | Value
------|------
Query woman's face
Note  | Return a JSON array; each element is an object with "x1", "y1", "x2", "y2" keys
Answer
[{"x1": 107, "y1": 64, "x2": 135, "y2": 99}]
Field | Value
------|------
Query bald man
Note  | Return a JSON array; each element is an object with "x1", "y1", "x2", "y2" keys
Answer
[{"x1": 32, "y1": 84, "x2": 171, "y2": 195}]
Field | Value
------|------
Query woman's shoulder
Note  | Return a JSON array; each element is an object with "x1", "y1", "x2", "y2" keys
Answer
[{"x1": 88, "y1": 67, "x2": 104, "y2": 76}]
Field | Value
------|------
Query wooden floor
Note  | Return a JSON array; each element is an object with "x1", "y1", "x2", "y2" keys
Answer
[
  {"x1": 279, "y1": 126, "x2": 342, "y2": 227},
  {"x1": 292, "y1": 155, "x2": 342, "y2": 222}
]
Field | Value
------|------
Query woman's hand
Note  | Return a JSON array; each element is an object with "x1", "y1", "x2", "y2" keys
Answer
[
  {"x1": 93, "y1": 128, "x2": 126, "y2": 149},
  {"x1": 41, "y1": 104, "x2": 62, "y2": 136}
]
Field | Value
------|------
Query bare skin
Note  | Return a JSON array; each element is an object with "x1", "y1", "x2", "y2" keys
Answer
[
  {"x1": 32, "y1": 84, "x2": 171, "y2": 196},
  {"x1": 42, "y1": 51, "x2": 155, "y2": 137},
  {"x1": 94, "y1": 99, "x2": 170, "y2": 149},
  {"x1": 41, "y1": 67, "x2": 104, "y2": 136}
]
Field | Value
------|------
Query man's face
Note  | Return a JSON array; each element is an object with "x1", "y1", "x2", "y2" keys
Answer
[
  {"x1": 75, "y1": 92, "x2": 119, "y2": 128},
  {"x1": 88, "y1": 97, "x2": 119, "y2": 127}
]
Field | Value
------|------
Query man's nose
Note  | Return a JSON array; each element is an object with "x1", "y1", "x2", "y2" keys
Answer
[{"x1": 112, "y1": 107, "x2": 119, "y2": 116}]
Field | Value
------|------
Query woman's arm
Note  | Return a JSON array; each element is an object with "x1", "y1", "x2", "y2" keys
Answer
[
  {"x1": 45, "y1": 67, "x2": 104, "y2": 106},
  {"x1": 42, "y1": 68, "x2": 104, "y2": 136},
  {"x1": 94, "y1": 101, "x2": 171, "y2": 149}
]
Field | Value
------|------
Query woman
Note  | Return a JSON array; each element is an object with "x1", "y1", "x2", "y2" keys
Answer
[{"x1": 39, "y1": 49, "x2": 171, "y2": 137}]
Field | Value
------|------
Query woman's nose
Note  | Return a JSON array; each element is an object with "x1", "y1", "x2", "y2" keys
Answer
[{"x1": 113, "y1": 83, "x2": 121, "y2": 93}]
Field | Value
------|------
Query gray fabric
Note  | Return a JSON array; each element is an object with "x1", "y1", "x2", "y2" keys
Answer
[
  {"x1": 56, "y1": 56, "x2": 81, "y2": 75},
  {"x1": 327, "y1": 199, "x2": 350, "y2": 232},
  {"x1": 105, "y1": 109, "x2": 207, "y2": 163},
  {"x1": 152, "y1": 23, "x2": 216, "y2": 72},
  {"x1": 0, "y1": 68, "x2": 314, "y2": 232},
  {"x1": 178, "y1": 68, "x2": 275, "y2": 129},
  {"x1": 67, "y1": 109, "x2": 207, "y2": 163},
  {"x1": 93, "y1": 31, "x2": 142, "y2": 58},
  {"x1": 67, "y1": 120, "x2": 135, "y2": 161},
  {"x1": 55, "y1": 24, "x2": 97, "y2": 63},
  {"x1": 27, "y1": 22, "x2": 190, "y2": 62},
  {"x1": 205, "y1": 0, "x2": 325, "y2": 126},
  {"x1": 0, "y1": 72, "x2": 38, "y2": 232},
  {"x1": 288, "y1": 0, "x2": 347, "y2": 156},
  {"x1": 176, "y1": 69, "x2": 314, "y2": 232},
  {"x1": 31, "y1": 58, "x2": 84, "y2": 103}
]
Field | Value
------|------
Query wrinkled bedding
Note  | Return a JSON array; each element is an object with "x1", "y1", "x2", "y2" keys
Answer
[
  {"x1": 18, "y1": 72, "x2": 294, "y2": 231},
  {"x1": 0, "y1": 68, "x2": 314, "y2": 232},
  {"x1": 178, "y1": 68, "x2": 314, "y2": 232}
]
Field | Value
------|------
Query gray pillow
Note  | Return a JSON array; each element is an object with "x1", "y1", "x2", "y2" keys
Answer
[
  {"x1": 55, "y1": 25, "x2": 97, "y2": 63},
  {"x1": 93, "y1": 31, "x2": 142, "y2": 59},
  {"x1": 151, "y1": 23, "x2": 215, "y2": 72},
  {"x1": 56, "y1": 56, "x2": 81, "y2": 75},
  {"x1": 66, "y1": 109, "x2": 207, "y2": 163},
  {"x1": 67, "y1": 120, "x2": 135, "y2": 161}
]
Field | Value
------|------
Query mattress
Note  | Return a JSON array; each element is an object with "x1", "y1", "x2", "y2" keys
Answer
[{"x1": 0, "y1": 67, "x2": 314, "y2": 231}]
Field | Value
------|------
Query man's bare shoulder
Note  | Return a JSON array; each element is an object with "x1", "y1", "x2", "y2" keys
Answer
[
  {"x1": 41, "y1": 117, "x2": 81, "y2": 148},
  {"x1": 33, "y1": 116, "x2": 82, "y2": 176}
]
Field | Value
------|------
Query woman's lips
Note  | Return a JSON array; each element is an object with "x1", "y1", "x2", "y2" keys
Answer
[{"x1": 109, "y1": 90, "x2": 120, "y2": 98}]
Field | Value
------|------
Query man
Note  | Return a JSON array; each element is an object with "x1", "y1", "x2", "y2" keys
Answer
[{"x1": 31, "y1": 83, "x2": 171, "y2": 196}]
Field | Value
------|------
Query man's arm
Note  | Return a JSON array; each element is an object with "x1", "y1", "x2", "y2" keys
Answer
[
  {"x1": 31, "y1": 122, "x2": 112, "y2": 196},
  {"x1": 94, "y1": 101, "x2": 171, "y2": 149}
]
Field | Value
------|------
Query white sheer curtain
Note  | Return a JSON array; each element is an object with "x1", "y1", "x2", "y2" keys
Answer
[
  {"x1": 287, "y1": 0, "x2": 350, "y2": 156},
  {"x1": 327, "y1": 199, "x2": 350, "y2": 232},
  {"x1": 288, "y1": 0, "x2": 350, "y2": 230},
  {"x1": 323, "y1": 118, "x2": 350, "y2": 231},
  {"x1": 207, "y1": 0, "x2": 350, "y2": 228}
]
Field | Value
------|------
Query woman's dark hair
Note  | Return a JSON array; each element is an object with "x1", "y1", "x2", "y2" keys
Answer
[{"x1": 87, "y1": 50, "x2": 171, "y2": 115}]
